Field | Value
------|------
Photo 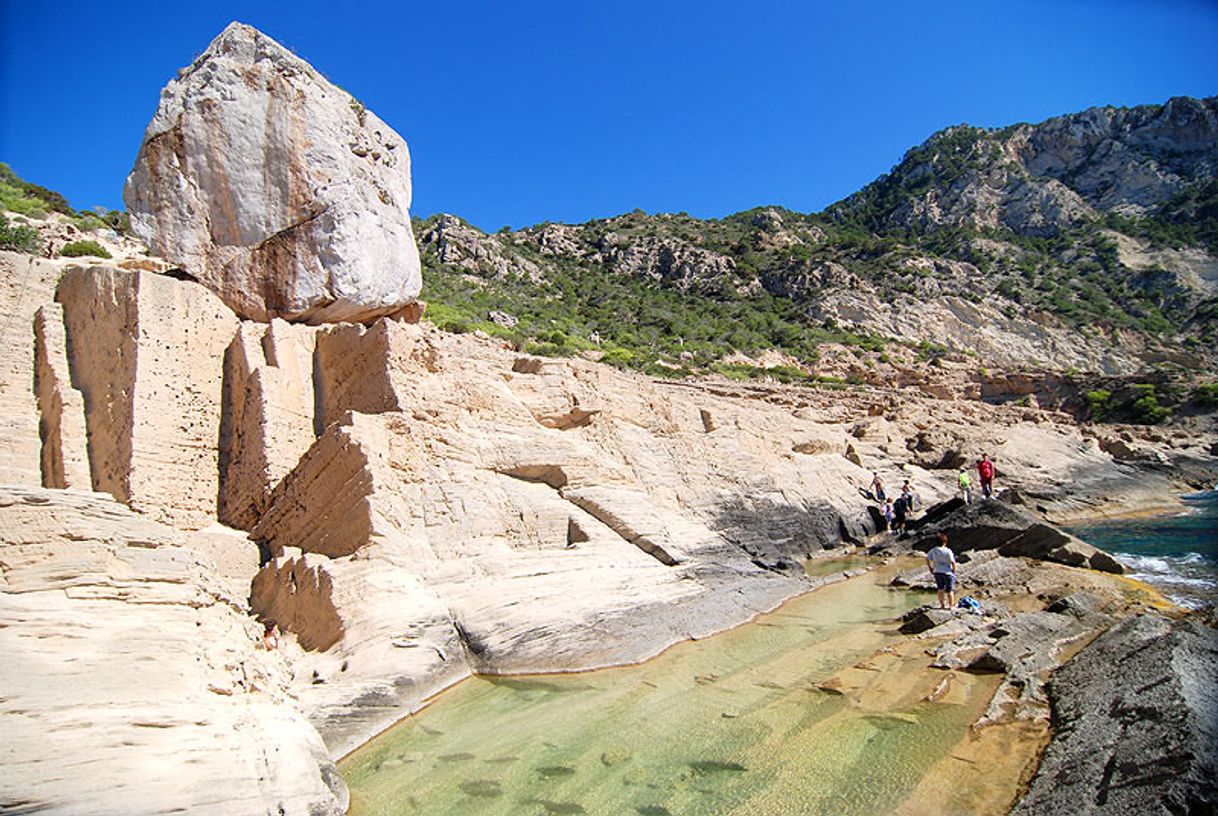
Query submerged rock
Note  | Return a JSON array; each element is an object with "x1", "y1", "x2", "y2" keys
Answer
[{"x1": 124, "y1": 22, "x2": 422, "y2": 323}]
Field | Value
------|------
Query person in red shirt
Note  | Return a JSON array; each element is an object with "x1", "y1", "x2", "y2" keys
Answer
[{"x1": 977, "y1": 453, "x2": 995, "y2": 499}]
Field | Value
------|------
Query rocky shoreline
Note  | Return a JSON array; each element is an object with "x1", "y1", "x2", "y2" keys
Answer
[
  {"x1": 1, "y1": 20, "x2": 1215, "y2": 816},
  {"x1": 2, "y1": 251, "x2": 1214, "y2": 812},
  {"x1": 1013, "y1": 612, "x2": 1218, "y2": 816},
  {"x1": 882, "y1": 495, "x2": 1217, "y2": 815}
]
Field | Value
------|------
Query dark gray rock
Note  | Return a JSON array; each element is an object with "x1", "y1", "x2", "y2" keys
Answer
[
  {"x1": 908, "y1": 496, "x2": 1124, "y2": 574},
  {"x1": 1044, "y1": 590, "x2": 1112, "y2": 619},
  {"x1": 976, "y1": 611, "x2": 1077, "y2": 673},
  {"x1": 905, "y1": 497, "x2": 966, "y2": 531},
  {"x1": 891, "y1": 551, "x2": 1037, "y2": 594},
  {"x1": 1085, "y1": 548, "x2": 1125, "y2": 575},
  {"x1": 999, "y1": 524, "x2": 1125, "y2": 575},
  {"x1": 958, "y1": 554, "x2": 1036, "y2": 590},
  {"x1": 909, "y1": 497, "x2": 1039, "y2": 552},
  {"x1": 866, "y1": 503, "x2": 888, "y2": 532},
  {"x1": 1012, "y1": 613, "x2": 1218, "y2": 816},
  {"x1": 898, "y1": 606, "x2": 957, "y2": 634},
  {"x1": 713, "y1": 496, "x2": 868, "y2": 565}
]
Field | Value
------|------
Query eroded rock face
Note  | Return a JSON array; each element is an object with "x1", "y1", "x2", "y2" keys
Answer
[
  {"x1": 241, "y1": 323, "x2": 891, "y2": 753},
  {"x1": 218, "y1": 319, "x2": 317, "y2": 529},
  {"x1": 53, "y1": 266, "x2": 239, "y2": 529},
  {"x1": 1012, "y1": 613, "x2": 1218, "y2": 816},
  {"x1": 33, "y1": 304, "x2": 89, "y2": 489},
  {"x1": 0, "y1": 486, "x2": 347, "y2": 816},
  {"x1": 124, "y1": 22, "x2": 421, "y2": 324},
  {"x1": 0, "y1": 251, "x2": 64, "y2": 485}
]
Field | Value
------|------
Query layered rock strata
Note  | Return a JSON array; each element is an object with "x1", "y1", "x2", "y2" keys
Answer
[
  {"x1": 50, "y1": 266, "x2": 239, "y2": 529},
  {"x1": 124, "y1": 22, "x2": 422, "y2": 323},
  {"x1": 1012, "y1": 613, "x2": 1218, "y2": 816},
  {"x1": 232, "y1": 318, "x2": 1203, "y2": 758},
  {"x1": 1, "y1": 251, "x2": 1212, "y2": 813},
  {"x1": 242, "y1": 323, "x2": 859, "y2": 754},
  {"x1": 0, "y1": 486, "x2": 346, "y2": 816}
]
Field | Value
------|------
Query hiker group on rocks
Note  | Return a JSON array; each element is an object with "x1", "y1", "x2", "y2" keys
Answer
[
  {"x1": 869, "y1": 454, "x2": 997, "y2": 533},
  {"x1": 871, "y1": 471, "x2": 918, "y2": 533}
]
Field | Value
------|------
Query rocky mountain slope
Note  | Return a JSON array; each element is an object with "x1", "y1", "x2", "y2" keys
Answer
[
  {"x1": 1, "y1": 21, "x2": 1216, "y2": 816},
  {"x1": 414, "y1": 96, "x2": 1218, "y2": 379}
]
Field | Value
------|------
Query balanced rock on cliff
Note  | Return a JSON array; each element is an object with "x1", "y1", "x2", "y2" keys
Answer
[{"x1": 124, "y1": 22, "x2": 421, "y2": 323}]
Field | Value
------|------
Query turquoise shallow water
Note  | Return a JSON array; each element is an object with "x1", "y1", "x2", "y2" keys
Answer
[
  {"x1": 1068, "y1": 489, "x2": 1218, "y2": 609},
  {"x1": 341, "y1": 565, "x2": 1005, "y2": 816}
]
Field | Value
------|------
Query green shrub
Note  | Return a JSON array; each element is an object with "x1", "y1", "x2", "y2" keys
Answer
[
  {"x1": 20, "y1": 182, "x2": 72, "y2": 215},
  {"x1": 1123, "y1": 384, "x2": 1170, "y2": 424},
  {"x1": 599, "y1": 347, "x2": 636, "y2": 368},
  {"x1": 59, "y1": 240, "x2": 111, "y2": 259},
  {"x1": 1193, "y1": 383, "x2": 1218, "y2": 408},
  {"x1": 1131, "y1": 393, "x2": 1170, "y2": 424},
  {"x1": 523, "y1": 340, "x2": 574, "y2": 358},
  {"x1": 916, "y1": 340, "x2": 949, "y2": 361},
  {"x1": 0, "y1": 213, "x2": 41, "y2": 254},
  {"x1": 72, "y1": 215, "x2": 106, "y2": 232},
  {"x1": 1, "y1": 194, "x2": 47, "y2": 217},
  {"x1": 0, "y1": 162, "x2": 69, "y2": 218},
  {"x1": 1084, "y1": 389, "x2": 1112, "y2": 421}
]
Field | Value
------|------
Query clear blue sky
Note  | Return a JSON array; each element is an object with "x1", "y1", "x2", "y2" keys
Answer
[{"x1": 2, "y1": 0, "x2": 1215, "y2": 231}]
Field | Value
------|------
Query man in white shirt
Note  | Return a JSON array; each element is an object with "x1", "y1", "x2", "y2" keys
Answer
[{"x1": 926, "y1": 532, "x2": 957, "y2": 610}]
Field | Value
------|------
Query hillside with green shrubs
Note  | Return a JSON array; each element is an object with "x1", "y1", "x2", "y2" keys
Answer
[
  {"x1": 0, "y1": 162, "x2": 128, "y2": 255},
  {"x1": 417, "y1": 96, "x2": 1218, "y2": 384},
  {"x1": 4, "y1": 96, "x2": 1216, "y2": 414}
]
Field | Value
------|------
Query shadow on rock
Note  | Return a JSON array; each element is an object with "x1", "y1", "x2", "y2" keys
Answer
[{"x1": 713, "y1": 497, "x2": 872, "y2": 573}]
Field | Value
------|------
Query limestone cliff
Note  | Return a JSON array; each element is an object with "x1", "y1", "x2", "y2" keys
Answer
[
  {"x1": 833, "y1": 96, "x2": 1218, "y2": 234},
  {"x1": 124, "y1": 22, "x2": 422, "y2": 324},
  {"x1": 0, "y1": 486, "x2": 347, "y2": 816},
  {"x1": 415, "y1": 96, "x2": 1218, "y2": 377},
  {"x1": 2, "y1": 26, "x2": 1216, "y2": 816}
]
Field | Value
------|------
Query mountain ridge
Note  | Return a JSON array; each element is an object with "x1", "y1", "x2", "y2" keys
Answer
[
  {"x1": 413, "y1": 95, "x2": 1217, "y2": 382},
  {"x1": 4, "y1": 95, "x2": 1216, "y2": 384}
]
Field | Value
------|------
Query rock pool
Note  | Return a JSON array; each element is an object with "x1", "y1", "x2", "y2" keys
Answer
[{"x1": 341, "y1": 562, "x2": 1030, "y2": 815}]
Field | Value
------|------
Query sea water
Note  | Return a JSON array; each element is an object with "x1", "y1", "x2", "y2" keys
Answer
[
  {"x1": 341, "y1": 563, "x2": 1011, "y2": 816},
  {"x1": 1068, "y1": 489, "x2": 1218, "y2": 609}
]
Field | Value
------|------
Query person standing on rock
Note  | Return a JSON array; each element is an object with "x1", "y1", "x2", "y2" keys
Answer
[
  {"x1": 926, "y1": 533, "x2": 957, "y2": 610},
  {"x1": 958, "y1": 469, "x2": 972, "y2": 504},
  {"x1": 977, "y1": 453, "x2": 995, "y2": 499},
  {"x1": 901, "y1": 479, "x2": 916, "y2": 512},
  {"x1": 262, "y1": 621, "x2": 280, "y2": 651},
  {"x1": 882, "y1": 498, "x2": 895, "y2": 532},
  {"x1": 871, "y1": 472, "x2": 886, "y2": 503},
  {"x1": 892, "y1": 495, "x2": 908, "y2": 534}
]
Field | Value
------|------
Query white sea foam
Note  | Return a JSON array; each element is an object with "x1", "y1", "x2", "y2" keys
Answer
[
  {"x1": 1116, "y1": 552, "x2": 1217, "y2": 608},
  {"x1": 1119, "y1": 551, "x2": 1210, "y2": 568}
]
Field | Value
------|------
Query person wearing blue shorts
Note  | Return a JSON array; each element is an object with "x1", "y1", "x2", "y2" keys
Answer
[{"x1": 926, "y1": 532, "x2": 957, "y2": 610}]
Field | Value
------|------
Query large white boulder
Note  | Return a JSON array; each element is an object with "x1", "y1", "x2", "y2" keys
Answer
[{"x1": 124, "y1": 22, "x2": 421, "y2": 323}]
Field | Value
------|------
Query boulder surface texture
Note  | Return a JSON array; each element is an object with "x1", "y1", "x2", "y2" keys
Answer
[
  {"x1": 1012, "y1": 613, "x2": 1218, "y2": 816},
  {"x1": 124, "y1": 21, "x2": 421, "y2": 324},
  {"x1": 0, "y1": 486, "x2": 347, "y2": 816}
]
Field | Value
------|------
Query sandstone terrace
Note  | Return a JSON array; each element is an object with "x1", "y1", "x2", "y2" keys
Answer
[{"x1": 1, "y1": 21, "x2": 1216, "y2": 816}]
